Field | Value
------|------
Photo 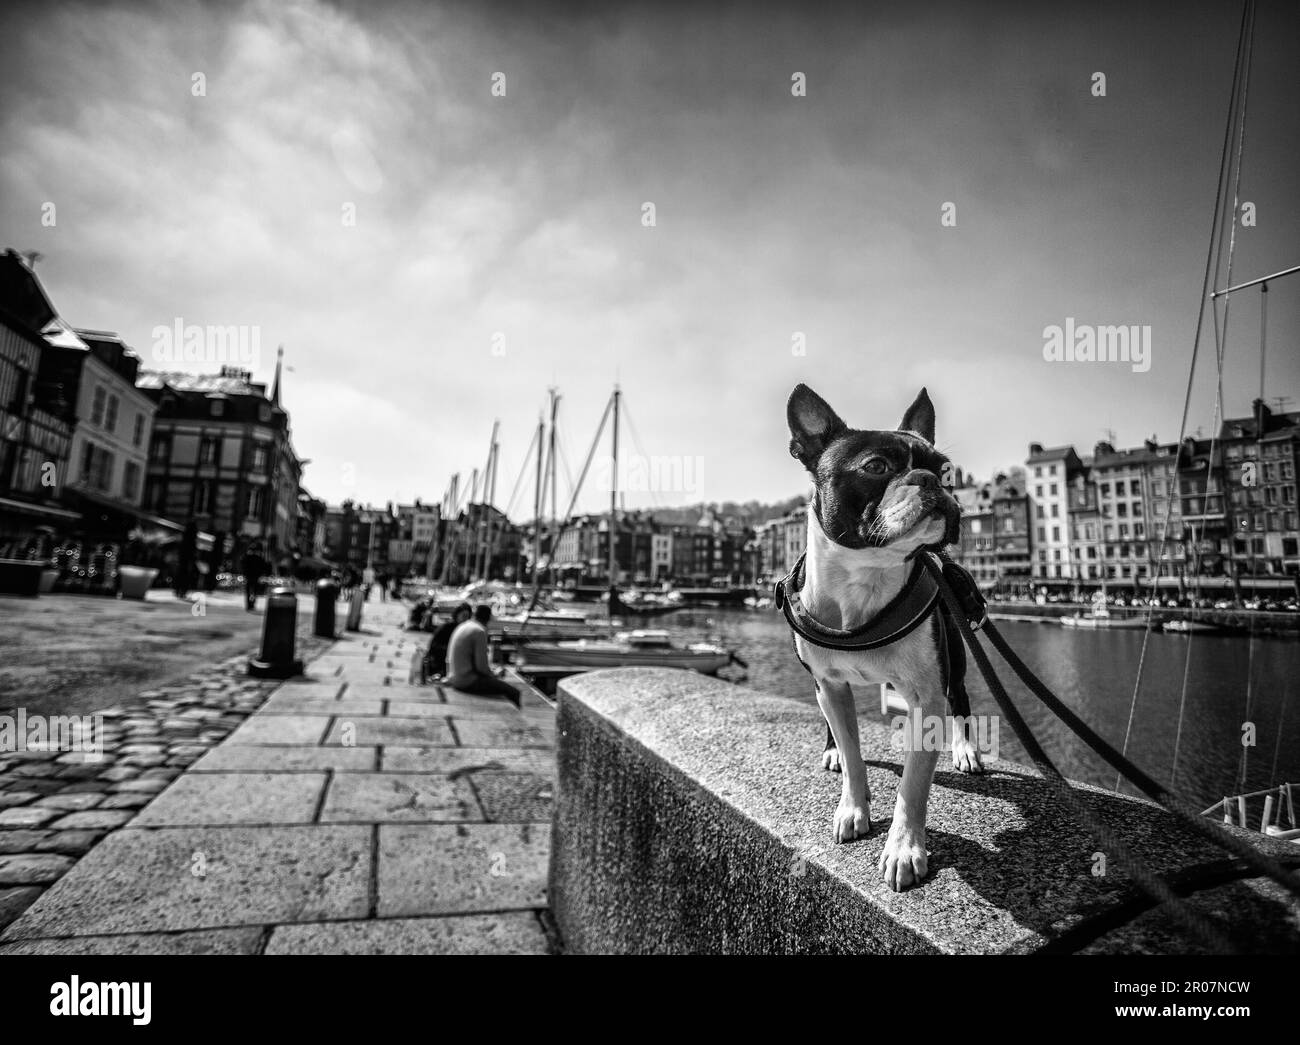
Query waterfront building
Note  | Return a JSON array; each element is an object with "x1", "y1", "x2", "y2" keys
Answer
[
  {"x1": 991, "y1": 468, "x2": 1033, "y2": 591},
  {"x1": 1175, "y1": 435, "x2": 1228, "y2": 587},
  {"x1": 1221, "y1": 400, "x2": 1300, "y2": 592},
  {"x1": 952, "y1": 481, "x2": 997, "y2": 588},
  {"x1": 388, "y1": 500, "x2": 440, "y2": 576},
  {"x1": 137, "y1": 358, "x2": 303, "y2": 573},
  {"x1": 0, "y1": 250, "x2": 77, "y2": 554},
  {"x1": 1026, "y1": 443, "x2": 1085, "y2": 584},
  {"x1": 38, "y1": 328, "x2": 155, "y2": 543}
]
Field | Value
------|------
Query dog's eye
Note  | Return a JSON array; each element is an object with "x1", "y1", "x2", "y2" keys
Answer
[{"x1": 861, "y1": 459, "x2": 889, "y2": 475}]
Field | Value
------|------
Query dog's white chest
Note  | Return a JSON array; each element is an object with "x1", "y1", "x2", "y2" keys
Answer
[{"x1": 793, "y1": 628, "x2": 936, "y2": 690}]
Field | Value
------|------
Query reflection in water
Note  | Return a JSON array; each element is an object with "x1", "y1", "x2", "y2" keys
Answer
[{"x1": 655, "y1": 608, "x2": 1300, "y2": 812}]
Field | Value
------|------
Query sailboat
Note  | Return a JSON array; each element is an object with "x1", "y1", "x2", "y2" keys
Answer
[{"x1": 516, "y1": 386, "x2": 742, "y2": 678}]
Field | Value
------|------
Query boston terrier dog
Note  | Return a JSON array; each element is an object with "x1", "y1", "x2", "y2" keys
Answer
[{"x1": 782, "y1": 384, "x2": 984, "y2": 891}]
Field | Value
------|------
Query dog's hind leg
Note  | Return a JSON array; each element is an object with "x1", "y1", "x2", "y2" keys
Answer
[
  {"x1": 821, "y1": 722, "x2": 842, "y2": 772},
  {"x1": 949, "y1": 679, "x2": 985, "y2": 775},
  {"x1": 816, "y1": 679, "x2": 871, "y2": 841},
  {"x1": 939, "y1": 612, "x2": 984, "y2": 775}
]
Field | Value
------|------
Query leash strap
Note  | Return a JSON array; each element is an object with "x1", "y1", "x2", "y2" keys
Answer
[
  {"x1": 918, "y1": 556, "x2": 1238, "y2": 952},
  {"x1": 976, "y1": 608, "x2": 1300, "y2": 900}
]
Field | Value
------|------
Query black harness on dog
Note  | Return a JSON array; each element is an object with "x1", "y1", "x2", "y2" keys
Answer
[{"x1": 774, "y1": 548, "x2": 987, "y2": 707}]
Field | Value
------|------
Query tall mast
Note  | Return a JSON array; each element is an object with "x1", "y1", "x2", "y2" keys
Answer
[
  {"x1": 608, "y1": 385, "x2": 620, "y2": 608},
  {"x1": 480, "y1": 433, "x2": 499, "y2": 581},
  {"x1": 532, "y1": 412, "x2": 544, "y2": 584},
  {"x1": 547, "y1": 389, "x2": 560, "y2": 585}
]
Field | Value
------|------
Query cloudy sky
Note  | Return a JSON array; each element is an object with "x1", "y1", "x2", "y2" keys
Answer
[{"x1": 1, "y1": 0, "x2": 1297, "y2": 515}]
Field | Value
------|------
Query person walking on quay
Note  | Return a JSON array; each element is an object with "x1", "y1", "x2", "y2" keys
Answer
[
  {"x1": 362, "y1": 563, "x2": 375, "y2": 601},
  {"x1": 240, "y1": 541, "x2": 266, "y2": 612},
  {"x1": 424, "y1": 602, "x2": 471, "y2": 682},
  {"x1": 377, "y1": 569, "x2": 388, "y2": 602},
  {"x1": 444, "y1": 604, "x2": 520, "y2": 707},
  {"x1": 174, "y1": 520, "x2": 198, "y2": 599},
  {"x1": 204, "y1": 530, "x2": 224, "y2": 593}
]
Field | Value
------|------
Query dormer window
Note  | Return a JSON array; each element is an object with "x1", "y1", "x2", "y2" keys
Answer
[
  {"x1": 259, "y1": 403, "x2": 271, "y2": 423},
  {"x1": 211, "y1": 399, "x2": 225, "y2": 417}
]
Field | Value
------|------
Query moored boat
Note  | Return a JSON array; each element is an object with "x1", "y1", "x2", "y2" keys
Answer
[
  {"x1": 520, "y1": 629, "x2": 737, "y2": 674},
  {"x1": 1161, "y1": 618, "x2": 1221, "y2": 634},
  {"x1": 1060, "y1": 607, "x2": 1150, "y2": 629}
]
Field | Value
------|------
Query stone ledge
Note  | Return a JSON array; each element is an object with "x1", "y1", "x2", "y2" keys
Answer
[{"x1": 549, "y1": 668, "x2": 1300, "y2": 954}]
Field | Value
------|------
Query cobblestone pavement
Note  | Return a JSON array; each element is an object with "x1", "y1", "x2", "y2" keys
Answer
[
  {"x1": 0, "y1": 604, "x2": 334, "y2": 933},
  {"x1": 0, "y1": 598, "x2": 561, "y2": 954}
]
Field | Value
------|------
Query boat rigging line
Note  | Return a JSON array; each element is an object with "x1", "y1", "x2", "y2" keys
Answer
[{"x1": 1121, "y1": 0, "x2": 1254, "y2": 794}]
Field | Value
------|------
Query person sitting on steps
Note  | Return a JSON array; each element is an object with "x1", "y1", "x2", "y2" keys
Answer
[
  {"x1": 425, "y1": 602, "x2": 471, "y2": 682},
  {"x1": 443, "y1": 604, "x2": 521, "y2": 708}
]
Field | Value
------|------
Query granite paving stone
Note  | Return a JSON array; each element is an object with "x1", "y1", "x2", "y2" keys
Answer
[
  {"x1": 0, "y1": 886, "x2": 42, "y2": 933},
  {"x1": 0, "y1": 853, "x2": 75, "y2": 886},
  {"x1": 0, "y1": 831, "x2": 50, "y2": 855},
  {"x1": 320, "y1": 774, "x2": 480, "y2": 824},
  {"x1": 48, "y1": 810, "x2": 136, "y2": 831},
  {"x1": 33, "y1": 792, "x2": 103, "y2": 811},
  {"x1": 322, "y1": 717, "x2": 454, "y2": 748},
  {"x1": 264, "y1": 912, "x2": 549, "y2": 955},
  {"x1": 380, "y1": 746, "x2": 556, "y2": 775},
  {"x1": 378, "y1": 823, "x2": 550, "y2": 917},
  {"x1": 0, "y1": 926, "x2": 264, "y2": 955},
  {"x1": 133, "y1": 773, "x2": 327, "y2": 826},
  {"x1": 1, "y1": 825, "x2": 372, "y2": 938},
  {"x1": 451, "y1": 720, "x2": 554, "y2": 748},
  {"x1": 33, "y1": 831, "x2": 104, "y2": 857},
  {"x1": 468, "y1": 773, "x2": 555, "y2": 823},
  {"x1": 0, "y1": 806, "x2": 61, "y2": 829},
  {"x1": 191, "y1": 745, "x2": 378, "y2": 773},
  {"x1": 224, "y1": 715, "x2": 331, "y2": 746}
]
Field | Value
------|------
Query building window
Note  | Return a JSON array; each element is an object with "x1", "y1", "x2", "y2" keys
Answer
[
  {"x1": 91, "y1": 386, "x2": 106, "y2": 426},
  {"x1": 247, "y1": 487, "x2": 266, "y2": 520},
  {"x1": 1050, "y1": 504, "x2": 1059, "y2": 518},
  {"x1": 252, "y1": 443, "x2": 270, "y2": 473},
  {"x1": 149, "y1": 433, "x2": 171, "y2": 464},
  {"x1": 132, "y1": 414, "x2": 145, "y2": 447},
  {"x1": 194, "y1": 480, "x2": 217, "y2": 514},
  {"x1": 1051, "y1": 526, "x2": 1060, "y2": 542},
  {"x1": 199, "y1": 436, "x2": 220, "y2": 465},
  {"x1": 105, "y1": 395, "x2": 119, "y2": 432},
  {"x1": 211, "y1": 398, "x2": 225, "y2": 417},
  {"x1": 123, "y1": 461, "x2": 141, "y2": 501}
]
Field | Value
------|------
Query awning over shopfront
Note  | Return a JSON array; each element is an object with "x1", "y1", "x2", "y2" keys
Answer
[{"x1": 0, "y1": 495, "x2": 82, "y2": 523}]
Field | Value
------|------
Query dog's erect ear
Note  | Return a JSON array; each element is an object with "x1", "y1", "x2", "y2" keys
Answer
[
  {"x1": 787, "y1": 384, "x2": 847, "y2": 470},
  {"x1": 898, "y1": 388, "x2": 936, "y2": 444}
]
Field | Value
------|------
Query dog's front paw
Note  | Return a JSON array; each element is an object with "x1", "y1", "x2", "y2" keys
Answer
[
  {"x1": 822, "y1": 747, "x2": 842, "y2": 773},
  {"x1": 951, "y1": 736, "x2": 985, "y2": 774},
  {"x1": 878, "y1": 826, "x2": 929, "y2": 890},
  {"x1": 832, "y1": 797, "x2": 871, "y2": 842}
]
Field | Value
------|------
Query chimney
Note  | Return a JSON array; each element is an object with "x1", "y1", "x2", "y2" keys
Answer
[
  {"x1": 1094, "y1": 440, "x2": 1114, "y2": 458},
  {"x1": 1253, "y1": 398, "x2": 1271, "y2": 435},
  {"x1": 1028, "y1": 442, "x2": 1044, "y2": 455}
]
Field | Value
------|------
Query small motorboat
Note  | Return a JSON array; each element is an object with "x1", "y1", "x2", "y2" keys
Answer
[
  {"x1": 1161, "y1": 618, "x2": 1221, "y2": 634},
  {"x1": 519, "y1": 629, "x2": 739, "y2": 674},
  {"x1": 1060, "y1": 607, "x2": 1150, "y2": 629}
]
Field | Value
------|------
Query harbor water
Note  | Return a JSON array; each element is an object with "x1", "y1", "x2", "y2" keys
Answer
[{"x1": 654, "y1": 607, "x2": 1300, "y2": 815}]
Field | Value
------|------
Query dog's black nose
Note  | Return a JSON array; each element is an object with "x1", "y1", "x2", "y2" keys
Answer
[{"x1": 901, "y1": 468, "x2": 939, "y2": 490}]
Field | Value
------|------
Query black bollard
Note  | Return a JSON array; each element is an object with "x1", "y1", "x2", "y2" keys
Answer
[
  {"x1": 249, "y1": 586, "x2": 304, "y2": 678},
  {"x1": 314, "y1": 578, "x2": 338, "y2": 639}
]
